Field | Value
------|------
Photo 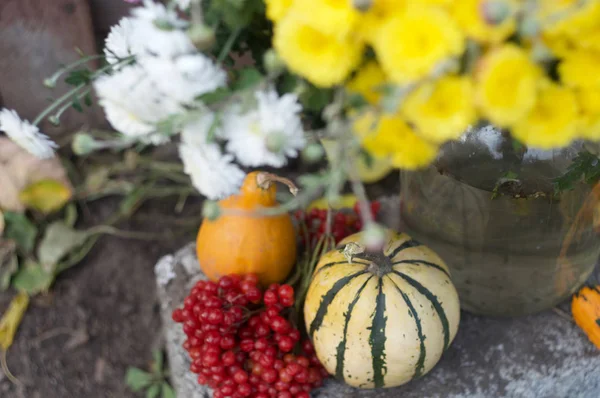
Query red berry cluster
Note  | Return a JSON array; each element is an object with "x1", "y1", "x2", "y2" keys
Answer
[
  {"x1": 294, "y1": 200, "x2": 381, "y2": 244},
  {"x1": 172, "y1": 274, "x2": 327, "y2": 398}
]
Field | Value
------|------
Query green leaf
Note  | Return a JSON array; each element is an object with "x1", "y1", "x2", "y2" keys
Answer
[
  {"x1": 84, "y1": 93, "x2": 93, "y2": 107},
  {"x1": 37, "y1": 221, "x2": 89, "y2": 273},
  {"x1": 120, "y1": 185, "x2": 153, "y2": 217},
  {"x1": 161, "y1": 383, "x2": 176, "y2": 398},
  {"x1": 125, "y1": 367, "x2": 153, "y2": 392},
  {"x1": 299, "y1": 85, "x2": 333, "y2": 112},
  {"x1": 279, "y1": 73, "x2": 298, "y2": 93},
  {"x1": 19, "y1": 179, "x2": 72, "y2": 214},
  {"x1": 360, "y1": 149, "x2": 374, "y2": 169},
  {"x1": 553, "y1": 151, "x2": 600, "y2": 194},
  {"x1": 65, "y1": 69, "x2": 93, "y2": 86},
  {"x1": 206, "y1": 113, "x2": 221, "y2": 143},
  {"x1": 151, "y1": 350, "x2": 164, "y2": 375},
  {"x1": 0, "y1": 241, "x2": 18, "y2": 291},
  {"x1": 12, "y1": 260, "x2": 54, "y2": 294},
  {"x1": 196, "y1": 87, "x2": 232, "y2": 105},
  {"x1": 72, "y1": 97, "x2": 83, "y2": 113},
  {"x1": 64, "y1": 203, "x2": 78, "y2": 227},
  {"x1": 2, "y1": 212, "x2": 37, "y2": 253},
  {"x1": 232, "y1": 68, "x2": 263, "y2": 91},
  {"x1": 146, "y1": 384, "x2": 160, "y2": 398}
]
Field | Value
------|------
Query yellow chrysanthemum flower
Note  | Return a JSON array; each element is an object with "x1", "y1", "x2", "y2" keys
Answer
[
  {"x1": 273, "y1": 14, "x2": 363, "y2": 88},
  {"x1": 512, "y1": 82, "x2": 579, "y2": 149},
  {"x1": 346, "y1": 61, "x2": 387, "y2": 105},
  {"x1": 265, "y1": 0, "x2": 294, "y2": 22},
  {"x1": 539, "y1": 0, "x2": 600, "y2": 38},
  {"x1": 476, "y1": 45, "x2": 540, "y2": 127},
  {"x1": 289, "y1": 0, "x2": 361, "y2": 39},
  {"x1": 453, "y1": 0, "x2": 516, "y2": 43},
  {"x1": 357, "y1": 0, "x2": 406, "y2": 43},
  {"x1": 403, "y1": 75, "x2": 477, "y2": 143},
  {"x1": 558, "y1": 50, "x2": 600, "y2": 88},
  {"x1": 353, "y1": 112, "x2": 438, "y2": 170},
  {"x1": 576, "y1": 87, "x2": 600, "y2": 139},
  {"x1": 372, "y1": 7, "x2": 464, "y2": 84}
]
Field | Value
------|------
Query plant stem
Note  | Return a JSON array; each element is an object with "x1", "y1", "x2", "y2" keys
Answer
[
  {"x1": 218, "y1": 27, "x2": 242, "y2": 63},
  {"x1": 190, "y1": 0, "x2": 204, "y2": 25},
  {"x1": 50, "y1": 87, "x2": 92, "y2": 124},
  {"x1": 44, "y1": 54, "x2": 105, "y2": 88}
]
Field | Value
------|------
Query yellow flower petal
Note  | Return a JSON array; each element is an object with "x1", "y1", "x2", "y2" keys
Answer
[
  {"x1": 357, "y1": 0, "x2": 406, "y2": 43},
  {"x1": 265, "y1": 0, "x2": 294, "y2": 22},
  {"x1": 353, "y1": 112, "x2": 438, "y2": 170},
  {"x1": 476, "y1": 44, "x2": 541, "y2": 126},
  {"x1": 346, "y1": 61, "x2": 387, "y2": 105},
  {"x1": 273, "y1": 14, "x2": 363, "y2": 87},
  {"x1": 453, "y1": 0, "x2": 516, "y2": 43},
  {"x1": 373, "y1": 6, "x2": 464, "y2": 84},
  {"x1": 559, "y1": 50, "x2": 600, "y2": 88},
  {"x1": 575, "y1": 87, "x2": 600, "y2": 139},
  {"x1": 290, "y1": 0, "x2": 360, "y2": 39},
  {"x1": 512, "y1": 82, "x2": 579, "y2": 149},
  {"x1": 403, "y1": 75, "x2": 477, "y2": 143}
]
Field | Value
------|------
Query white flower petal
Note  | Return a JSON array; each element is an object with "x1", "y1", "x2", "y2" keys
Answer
[
  {"x1": 104, "y1": 17, "x2": 139, "y2": 65},
  {"x1": 223, "y1": 89, "x2": 305, "y2": 167},
  {"x1": 141, "y1": 54, "x2": 227, "y2": 105},
  {"x1": 0, "y1": 109, "x2": 57, "y2": 159},
  {"x1": 93, "y1": 65, "x2": 182, "y2": 139},
  {"x1": 179, "y1": 142, "x2": 245, "y2": 200},
  {"x1": 181, "y1": 112, "x2": 221, "y2": 146}
]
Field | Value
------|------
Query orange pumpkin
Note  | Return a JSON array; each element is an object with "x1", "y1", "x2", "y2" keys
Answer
[
  {"x1": 572, "y1": 286, "x2": 600, "y2": 350},
  {"x1": 196, "y1": 171, "x2": 298, "y2": 286}
]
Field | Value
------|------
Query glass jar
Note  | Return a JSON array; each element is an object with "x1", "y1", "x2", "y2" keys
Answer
[{"x1": 400, "y1": 126, "x2": 600, "y2": 317}]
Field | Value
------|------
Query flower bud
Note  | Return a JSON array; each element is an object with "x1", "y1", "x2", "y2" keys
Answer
[
  {"x1": 43, "y1": 78, "x2": 57, "y2": 89},
  {"x1": 481, "y1": 0, "x2": 511, "y2": 25},
  {"x1": 71, "y1": 133, "x2": 101, "y2": 155},
  {"x1": 361, "y1": 222, "x2": 387, "y2": 252},
  {"x1": 188, "y1": 23, "x2": 216, "y2": 51},
  {"x1": 302, "y1": 143, "x2": 325, "y2": 163},
  {"x1": 263, "y1": 49, "x2": 286, "y2": 76},
  {"x1": 202, "y1": 200, "x2": 221, "y2": 221}
]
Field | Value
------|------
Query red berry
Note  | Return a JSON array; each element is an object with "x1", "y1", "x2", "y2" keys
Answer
[
  {"x1": 301, "y1": 340, "x2": 314, "y2": 354},
  {"x1": 184, "y1": 296, "x2": 197, "y2": 309},
  {"x1": 197, "y1": 374, "x2": 208, "y2": 385},
  {"x1": 220, "y1": 385, "x2": 234, "y2": 396},
  {"x1": 237, "y1": 383, "x2": 252, "y2": 397},
  {"x1": 246, "y1": 287, "x2": 262, "y2": 302},
  {"x1": 239, "y1": 327, "x2": 253, "y2": 339},
  {"x1": 259, "y1": 353, "x2": 275, "y2": 368},
  {"x1": 256, "y1": 394, "x2": 269, "y2": 398},
  {"x1": 268, "y1": 387, "x2": 277, "y2": 397},
  {"x1": 264, "y1": 291, "x2": 278, "y2": 306},
  {"x1": 250, "y1": 350, "x2": 262, "y2": 362},
  {"x1": 204, "y1": 281, "x2": 219, "y2": 294},
  {"x1": 296, "y1": 392, "x2": 310, "y2": 398},
  {"x1": 172, "y1": 308, "x2": 184, "y2": 323},
  {"x1": 240, "y1": 280, "x2": 254, "y2": 293},
  {"x1": 218, "y1": 275, "x2": 234, "y2": 290},
  {"x1": 188, "y1": 336, "x2": 201, "y2": 347},
  {"x1": 190, "y1": 361, "x2": 201, "y2": 374},
  {"x1": 278, "y1": 336, "x2": 294, "y2": 353},
  {"x1": 319, "y1": 367, "x2": 329, "y2": 377},
  {"x1": 310, "y1": 354, "x2": 321, "y2": 366},
  {"x1": 270, "y1": 316, "x2": 290, "y2": 334},
  {"x1": 240, "y1": 339, "x2": 254, "y2": 352},
  {"x1": 243, "y1": 273, "x2": 259, "y2": 285},
  {"x1": 235, "y1": 351, "x2": 246, "y2": 364},
  {"x1": 202, "y1": 351, "x2": 220, "y2": 366},
  {"x1": 252, "y1": 376, "x2": 264, "y2": 387},
  {"x1": 296, "y1": 356, "x2": 310, "y2": 368},
  {"x1": 211, "y1": 365, "x2": 225, "y2": 376},
  {"x1": 288, "y1": 329, "x2": 300, "y2": 342},
  {"x1": 277, "y1": 392, "x2": 292, "y2": 398},
  {"x1": 279, "y1": 368, "x2": 293, "y2": 383},
  {"x1": 274, "y1": 380, "x2": 290, "y2": 392},
  {"x1": 183, "y1": 340, "x2": 191, "y2": 351},
  {"x1": 205, "y1": 296, "x2": 223, "y2": 308},
  {"x1": 283, "y1": 354, "x2": 295, "y2": 364},
  {"x1": 289, "y1": 384, "x2": 301, "y2": 395},
  {"x1": 222, "y1": 350, "x2": 236, "y2": 366},
  {"x1": 294, "y1": 368, "x2": 308, "y2": 383},
  {"x1": 255, "y1": 337, "x2": 269, "y2": 351},
  {"x1": 266, "y1": 307, "x2": 280, "y2": 318},
  {"x1": 223, "y1": 312, "x2": 236, "y2": 326},
  {"x1": 252, "y1": 363, "x2": 264, "y2": 376},
  {"x1": 189, "y1": 347, "x2": 202, "y2": 359},
  {"x1": 255, "y1": 323, "x2": 270, "y2": 337},
  {"x1": 308, "y1": 368, "x2": 320, "y2": 383},
  {"x1": 262, "y1": 368, "x2": 278, "y2": 384},
  {"x1": 280, "y1": 296, "x2": 294, "y2": 307},
  {"x1": 213, "y1": 390, "x2": 223, "y2": 398},
  {"x1": 233, "y1": 370, "x2": 249, "y2": 384},
  {"x1": 205, "y1": 330, "x2": 221, "y2": 346},
  {"x1": 273, "y1": 359, "x2": 284, "y2": 371},
  {"x1": 220, "y1": 334, "x2": 236, "y2": 350},
  {"x1": 228, "y1": 365, "x2": 243, "y2": 376},
  {"x1": 249, "y1": 316, "x2": 262, "y2": 329},
  {"x1": 229, "y1": 307, "x2": 244, "y2": 322},
  {"x1": 277, "y1": 285, "x2": 294, "y2": 300},
  {"x1": 285, "y1": 362, "x2": 301, "y2": 376}
]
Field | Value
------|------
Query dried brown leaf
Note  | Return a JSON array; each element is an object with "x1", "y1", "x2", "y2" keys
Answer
[{"x1": 0, "y1": 138, "x2": 72, "y2": 212}]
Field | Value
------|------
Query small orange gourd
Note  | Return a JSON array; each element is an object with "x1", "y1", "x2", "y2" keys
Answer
[
  {"x1": 572, "y1": 286, "x2": 600, "y2": 350},
  {"x1": 196, "y1": 171, "x2": 298, "y2": 286}
]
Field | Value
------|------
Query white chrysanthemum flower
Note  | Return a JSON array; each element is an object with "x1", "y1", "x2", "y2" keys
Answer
[
  {"x1": 129, "y1": 0, "x2": 194, "y2": 58},
  {"x1": 94, "y1": 64, "x2": 182, "y2": 140},
  {"x1": 181, "y1": 112, "x2": 222, "y2": 146},
  {"x1": 104, "y1": 17, "x2": 140, "y2": 65},
  {"x1": 141, "y1": 54, "x2": 227, "y2": 105},
  {"x1": 223, "y1": 90, "x2": 306, "y2": 167},
  {"x1": 179, "y1": 142, "x2": 245, "y2": 200},
  {"x1": 0, "y1": 109, "x2": 57, "y2": 159}
]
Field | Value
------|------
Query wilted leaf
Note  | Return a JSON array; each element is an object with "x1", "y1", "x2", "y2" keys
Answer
[
  {"x1": 0, "y1": 291, "x2": 29, "y2": 351},
  {"x1": 125, "y1": 367, "x2": 153, "y2": 392},
  {"x1": 146, "y1": 385, "x2": 160, "y2": 398},
  {"x1": 19, "y1": 179, "x2": 72, "y2": 214},
  {"x1": 161, "y1": 383, "x2": 175, "y2": 398},
  {"x1": 2, "y1": 212, "x2": 37, "y2": 253},
  {"x1": 12, "y1": 260, "x2": 54, "y2": 295},
  {"x1": 37, "y1": 221, "x2": 89, "y2": 273},
  {"x1": 0, "y1": 240, "x2": 18, "y2": 291},
  {"x1": 0, "y1": 138, "x2": 72, "y2": 212},
  {"x1": 64, "y1": 203, "x2": 78, "y2": 227}
]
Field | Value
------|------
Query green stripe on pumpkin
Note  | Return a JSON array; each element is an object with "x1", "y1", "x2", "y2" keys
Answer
[
  {"x1": 309, "y1": 270, "x2": 369, "y2": 337},
  {"x1": 313, "y1": 260, "x2": 370, "y2": 279},
  {"x1": 596, "y1": 319, "x2": 600, "y2": 327},
  {"x1": 387, "y1": 239, "x2": 421, "y2": 259},
  {"x1": 392, "y1": 259, "x2": 450, "y2": 277},
  {"x1": 369, "y1": 278, "x2": 388, "y2": 388},
  {"x1": 393, "y1": 270, "x2": 450, "y2": 350},
  {"x1": 335, "y1": 275, "x2": 373, "y2": 380},
  {"x1": 387, "y1": 276, "x2": 426, "y2": 380}
]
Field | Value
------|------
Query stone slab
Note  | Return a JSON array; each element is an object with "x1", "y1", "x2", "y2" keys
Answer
[{"x1": 156, "y1": 196, "x2": 600, "y2": 398}]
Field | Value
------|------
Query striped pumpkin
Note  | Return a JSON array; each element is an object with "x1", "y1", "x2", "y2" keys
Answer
[{"x1": 304, "y1": 230, "x2": 460, "y2": 389}]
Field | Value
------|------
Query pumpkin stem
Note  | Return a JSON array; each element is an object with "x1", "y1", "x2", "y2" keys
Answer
[
  {"x1": 343, "y1": 243, "x2": 393, "y2": 276},
  {"x1": 256, "y1": 172, "x2": 299, "y2": 196}
]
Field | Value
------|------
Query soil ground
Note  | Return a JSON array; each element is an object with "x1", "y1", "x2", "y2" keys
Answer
[{"x1": 0, "y1": 172, "x2": 400, "y2": 398}]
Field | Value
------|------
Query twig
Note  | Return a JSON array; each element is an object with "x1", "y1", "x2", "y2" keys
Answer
[
  {"x1": 1, "y1": 350, "x2": 22, "y2": 386},
  {"x1": 552, "y1": 307, "x2": 573, "y2": 323}
]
